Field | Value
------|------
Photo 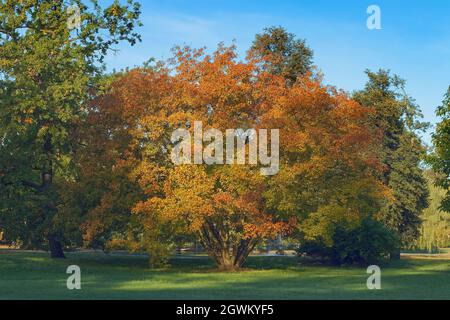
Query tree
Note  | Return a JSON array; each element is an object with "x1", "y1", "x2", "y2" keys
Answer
[
  {"x1": 0, "y1": 0, "x2": 141, "y2": 257},
  {"x1": 431, "y1": 87, "x2": 450, "y2": 213},
  {"x1": 95, "y1": 43, "x2": 384, "y2": 270},
  {"x1": 56, "y1": 74, "x2": 143, "y2": 251},
  {"x1": 353, "y1": 70, "x2": 429, "y2": 247},
  {"x1": 249, "y1": 28, "x2": 386, "y2": 254},
  {"x1": 414, "y1": 171, "x2": 450, "y2": 252},
  {"x1": 250, "y1": 26, "x2": 314, "y2": 84},
  {"x1": 250, "y1": 26, "x2": 315, "y2": 251}
]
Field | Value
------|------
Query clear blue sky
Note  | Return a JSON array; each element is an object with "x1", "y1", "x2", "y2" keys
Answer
[{"x1": 104, "y1": 0, "x2": 450, "y2": 144}]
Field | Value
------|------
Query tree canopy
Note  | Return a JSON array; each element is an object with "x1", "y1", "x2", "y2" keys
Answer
[
  {"x1": 353, "y1": 70, "x2": 429, "y2": 245},
  {"x1": 0, "y1": 0, "x2": 141, "y2": 256},
  {"x1": 1, "y1": 18, "x2": 443, "y2": 268},
  {"x1": 250, "y1": 26, "x2": 314, "y2": 84},
  {"x1": 432, "y1": 87, "x2": 450, "y2": 213},
  {"x1": 74, "y1": 44, "x2": 387, "y2": 269}
]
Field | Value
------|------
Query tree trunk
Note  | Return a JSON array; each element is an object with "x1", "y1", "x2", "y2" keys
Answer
[
  {"x1": 390, "y1": 248, "x2": 401, "y2": 260},
  {"x1": 21, "y1": 131, "x2": 66, "y2": 259},
  {"x1": 48, "y1": 234, "x2": 65, "y2": 259},
  {"x1": 276, "y1": 234, "x2": 284, "y2": 255},
  {"x1": 215, "y1": 240, "x2": 257, "y2": 271},
  {"x1": 199, "y1": 221, "x2": 259, "y2": 271},
  {"x1": 43, "y1": 135, "x2": 65, "y2": 259},
  {"x1": 216, "y1": 252, "x2": 239, "y2": 272}
]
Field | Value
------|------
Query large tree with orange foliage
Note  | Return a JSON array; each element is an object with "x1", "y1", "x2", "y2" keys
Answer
[{"x1": 86, "y1": 43, "x2": 385, "y2": 270}]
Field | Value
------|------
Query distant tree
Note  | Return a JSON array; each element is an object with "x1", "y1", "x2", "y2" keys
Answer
[
  {"x1": 0, "y1": 0, "x2": 141, "y2": 258},
  {"x1": 431, "y1": 87, "x2": 450, "y2": 213},
  {"x1": 414, "y1": 171, "x2": 450, "y2": 252},
  {"x1": 353, "y1": 70, "x2": 429, "y2": 247},
  {"x1": 249, "y1": 26, "x2": 314, "y2": 85}
]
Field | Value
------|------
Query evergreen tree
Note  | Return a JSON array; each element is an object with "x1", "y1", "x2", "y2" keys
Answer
[
  {"x1": 250, "y1": 26, "x2": 314, "y2": 84},
  {"x1": 353, "y1": 70, "x2": 429, "y2": 246}
]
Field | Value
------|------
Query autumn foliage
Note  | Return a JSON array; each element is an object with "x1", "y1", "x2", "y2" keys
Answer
[{"x1": 65, "y1": 44, "x2": 388, "y2": 270}]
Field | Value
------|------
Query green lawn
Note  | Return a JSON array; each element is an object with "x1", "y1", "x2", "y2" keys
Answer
[{"x1": 0, "y1": 251, "x2": 449, "y2": 300}]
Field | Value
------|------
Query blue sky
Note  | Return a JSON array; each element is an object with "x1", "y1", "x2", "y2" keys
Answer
[{"x1": 104, "y1": 0, "x2": 450, "y2": 144}]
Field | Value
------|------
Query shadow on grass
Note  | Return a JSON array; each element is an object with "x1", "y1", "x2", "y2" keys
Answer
[
  {"x1": 1, "y1": 251, "x2": 449, "y2": 300},
  {"x1": 58, "y1": 264, "x2": 450, "y2": 300}
]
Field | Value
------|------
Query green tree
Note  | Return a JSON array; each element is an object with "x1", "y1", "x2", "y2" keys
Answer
[
  {"x1": 431, "y1": 87, "x2": 450, "y2": 213},
  {"x1": 249, "y1": 26, "x2": 314, "y2": 84},
  {"x1": 0, "y1": 0, "x2": 141, "y2": 257},
  {"x1": 353, "y1": 70, "x2": 429, "y2": 248},
  {"x1": 415, "y1": 171, "x2": 450, "y2": 252}
]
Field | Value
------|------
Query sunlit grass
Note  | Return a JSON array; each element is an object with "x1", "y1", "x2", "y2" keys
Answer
[{"x1": 0, "y1": 251, "x2": 448, "y2": 300}]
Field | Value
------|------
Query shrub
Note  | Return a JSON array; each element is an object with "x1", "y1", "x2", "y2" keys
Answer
[
  {"x1": 143, "y1": 230, "x2": 175, "y2": 269},
  {"x1": 298, "y1": 218, "x2": 398, "y2": 265}
]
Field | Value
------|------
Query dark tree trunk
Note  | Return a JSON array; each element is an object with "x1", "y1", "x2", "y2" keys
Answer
[
  {"x1": 48, "y1": 235, "x2": 65, "y2": 259},
  {"x1": 42, "y1": 134, "x2": 65, "y2": 259},
  {"x1": 390, "y1": 248, "x2": 401, "y2": 260}
]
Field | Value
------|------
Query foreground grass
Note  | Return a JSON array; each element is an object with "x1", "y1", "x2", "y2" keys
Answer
[{"x1": 0, "y1": 251, "x2": 449, "y2": 300}]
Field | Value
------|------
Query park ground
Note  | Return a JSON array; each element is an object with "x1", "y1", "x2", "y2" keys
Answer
[{"x1": 0, "y1": 250, "x2": 449, "y2": 300}]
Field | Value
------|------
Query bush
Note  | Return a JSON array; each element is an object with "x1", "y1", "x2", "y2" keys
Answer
[
  {"x1": 146, "y1": 240, "x2": 173, "y2": 268},
  {"x1": 143, "y1": 230, "x2": 175, "y2": 269},
  {"x1": 298, "y1": 218, "x2": 398, "y2": 265}
]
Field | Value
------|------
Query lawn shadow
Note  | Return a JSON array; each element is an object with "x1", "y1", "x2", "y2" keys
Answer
[{"x1": 1, "y1": 251, "x2": 449, "y2": 300}]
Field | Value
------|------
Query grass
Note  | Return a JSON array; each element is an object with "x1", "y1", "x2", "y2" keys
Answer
[{"x1": 0, "y1": 251, "x2": 449, "y2": 300}]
